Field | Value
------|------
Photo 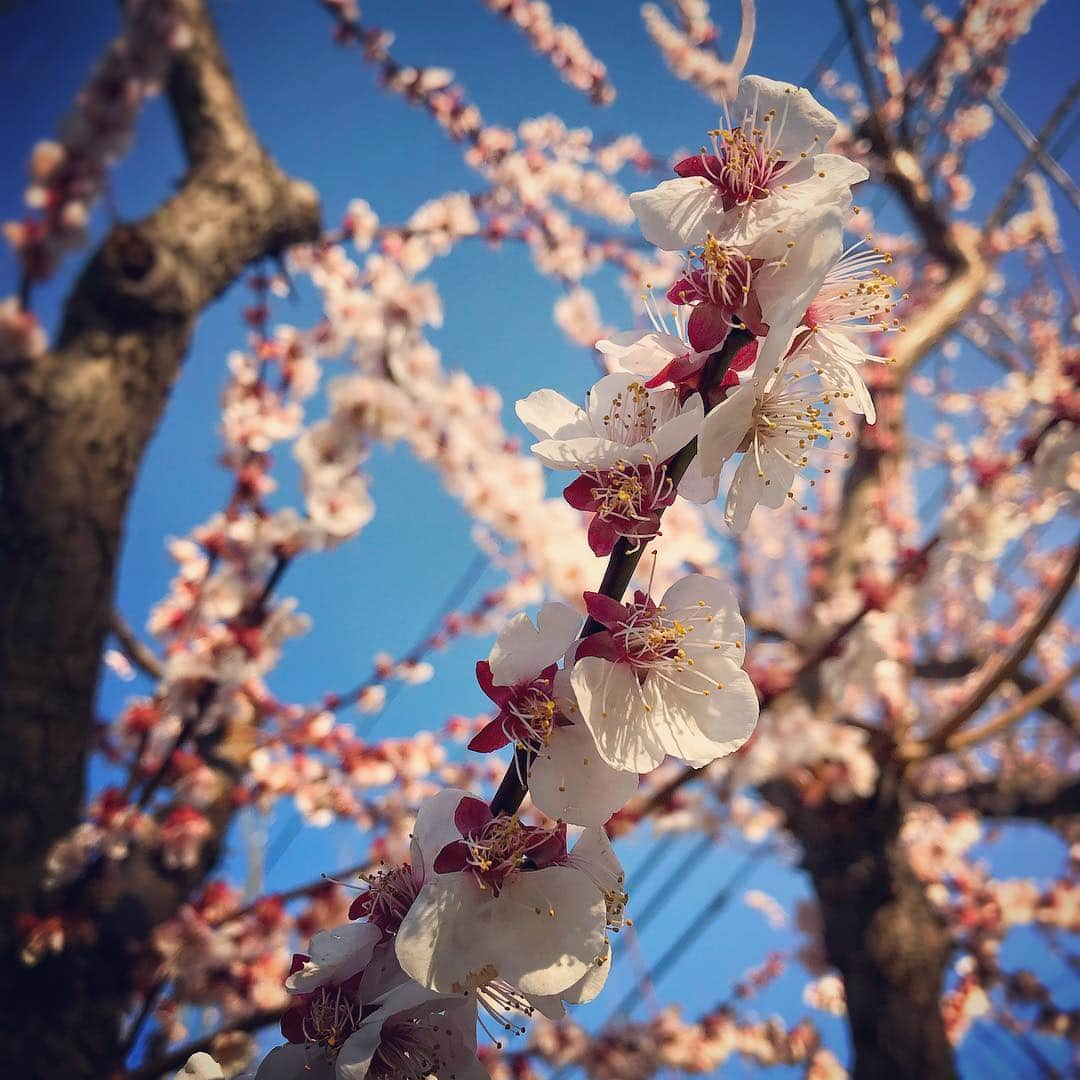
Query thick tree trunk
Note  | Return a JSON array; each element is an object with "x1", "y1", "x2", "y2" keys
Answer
[
  {"x1": 764, "y1": 763, "x2": 959, "y2": 1080},
  {"x1": 0, "y1": 2, "x2": 320, "y2": 1075}
]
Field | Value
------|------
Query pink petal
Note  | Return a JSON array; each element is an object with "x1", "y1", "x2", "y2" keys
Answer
[
  {"x1": 583, "y1": 591, "x2": 629, "y2": 628},
  {"x1": 467, "y1": 717, "x2": 511, "y2": 753},
  {"x1": 476, "y1": 660, "x2": 513, "y2": 706},
  {"x1": 674, "y1": 154, "x2": 721, "y2": 179},
  {"x1": 587, "y1": 515, "x2": 619, "y2": 557},
  {"x1": 688, "y1": 302, "x2": 730, "y2": 352},
  {"x1": 432, "y1": 839, "x2": 471, "y2": 875},
  {"x1": 575, "y1": 630, "x2": 620, "y2": 662},
  {"x1": 564, "y1": 473, "x2": 601, "y2": 511},
  {"x1": 454, "y1": 795, "x2": 492, "y2": 835}
]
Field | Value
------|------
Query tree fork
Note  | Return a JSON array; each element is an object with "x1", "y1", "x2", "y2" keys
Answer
[
  {"x1": 764, "y1": 759, "x2": 959, "y2": 1080},
  {"x1": 0, "y1": 1, "x2": 320, "y2": 1074}
]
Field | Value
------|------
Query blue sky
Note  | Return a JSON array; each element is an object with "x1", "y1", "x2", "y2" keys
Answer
[{"x1": 2, "y1": 1, "x2": 1078, "y2": 1075}]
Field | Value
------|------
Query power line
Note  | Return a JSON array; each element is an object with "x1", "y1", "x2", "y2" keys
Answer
[{"x1": 263, "y1": 550, "x2": 490, "y2": 874}]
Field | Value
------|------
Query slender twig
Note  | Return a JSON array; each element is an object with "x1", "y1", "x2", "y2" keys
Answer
[
  {"x1": 835, "y1": 0, "x2": 886, "y2": 121},
  {"x1": 110, "y1": 610, "x2": 165, "y2": 680},
  {"x1": 123, "y1": 1008, "x2": 281, "y2": 1080},
  {"x1": 914, "y1": 539, "x2": 1080, "y2": 754},
  {"x1": 904, "y1": 661, "x2": 1080, "y2": 761}
]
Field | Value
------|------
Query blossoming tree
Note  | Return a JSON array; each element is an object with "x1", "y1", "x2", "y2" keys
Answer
[{"x1": 0, "y1": 1, "x2": 1076, "y2": 1078}]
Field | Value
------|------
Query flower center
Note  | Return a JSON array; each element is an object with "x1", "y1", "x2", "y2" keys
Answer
[
  {"x1": 461, "y1": 816, "x2": 566, "y2": 895},
  {"x1": 370, "y1": 1020, "x2": 446, "y2": 1080},
  {"x1": 505, "y1": 687, "x2": 559, "y2": 751},
  {"x1": 350, "y1": 863, "x2": 419, "y2": 933},
  {"x1": 600, "y1": 381, "x2": 657, "y2": 445},
  {"x1": 750, "y1": 381, "x2": 833, "y2": 475},
  {"x1": 590, "y1": 460, "x2": 674, "y2": 529},
  {"x1": 676, "y1": 122, "x2": 787, "y2": 212},
  {"x1": 807, "y1": 242, "x2": 902, "y2": 333},
  {"x1": 301, "y1": 984, "x2": 363, "y2": 1052},
  {"x1": 615, "y1": 602, "x2": 692, "y2": 669},
  {"x1": 699, "y1": 235, "x2": 754, "y2": 306}
]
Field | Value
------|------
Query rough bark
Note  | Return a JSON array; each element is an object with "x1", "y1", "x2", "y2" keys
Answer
[
  {"x1": 0, "y1": 2, "x2": 320, "y2": 1075},
  {"x1": 764, "y1": 760, "x2": 959, "y2": 1080}
]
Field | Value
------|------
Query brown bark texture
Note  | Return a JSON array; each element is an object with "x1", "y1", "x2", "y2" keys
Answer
[
  {"x1": 765, "y1": 763, "x2": 959, "y2": 1080},
  {"x1": 0, "y1": 2, "x2": 320, "y2": 1075}
]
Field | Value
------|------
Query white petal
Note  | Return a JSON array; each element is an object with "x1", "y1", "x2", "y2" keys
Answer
[
  {"x1": 661, "y1": 574, "x2": 745, "y2": 654},
  {"x1": 639, "y1": 677, "x2": 729, "y2": 768},
  {"x1": 176, "y1": 1054, "x2": 225, "y2": 1080},
  {"x1": 357, "y1": 940, "x2": 411, "y2": 1002},
  {"x1": 808, "y1": 152, "x2": 870, "y2": 192},
  {"x1": 654, "y1": 656, "x2": 759, "y2": 760},
  {"x1": 584, "y1": 372, "x2": 650, "y2": 430},
  {"x1": 724, "y1": 455, "x2": 767, "y2": 533},
  {"x1": 336, "y1": 984, "x2": 483, "y2": 1080},
  {"x1": 287, "y1": 921, "x2": 382, "y2": 994},
  {"x1": 697, "y1": 382, "x2": 757, "y2": 477},
  {"x1": 499, "y1": 867, "x2": 607, "y2": 996},
  {"x1": 806, "y1": 334, "x2": 876, "y2": 422},
  {"x1": 569, "y1": 826, "x2": 625, "y2": 897},
  {"x1": 256, "y1": 1045, "x2": 334, "y2": 1080},
  {"x1": 529, "y1": 722, "x2": 639, "y2": 827},
  {"x1": 410, "y1": 788, "x2": 472, "y2": 881},
  {"x1": 489, "y1": 602, "x2": 581, "y2": 687},
  {"x1": 754, "y1": 205, "x2": 845, "y2": 335},
  {"x1": 530, "y1": 435, "x2": 624, "y2": 471},
  {"x1": 572, "y1": 657, "x2": 668, "y2": 773},
  {"x1": 515, "y1": 389, "x2": 590, "y2": 441},
  {"x1": 525, "y1": 993, "x2": 568, "y2": 1020},
  {"x1": 396, "y1": 869, "x2": 604, "y2": 999},
  {"x1": 396, "y1": 875, "x2": 507, "y2": 994},
  {"x1": 629, "y1": 177, "x2": 719, "y2": 251},
  {"x1": 561, "y1": 941, "x2": 612, "y2": 1004},
  {"x1": 677, "y1": 455, "x2": 721, "y2": 503},
  {"x1": 596, "y1": 330, "x2": 685, "y2": 377},
  {"x1": 648, "y1": 396, "x2": 704, "y2": 463},
  {"x1": 734, "y1": 75, "x2": 839, "y2": 153}
]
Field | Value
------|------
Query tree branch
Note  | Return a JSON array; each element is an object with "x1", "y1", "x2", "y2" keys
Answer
[
  {"x1": 913, "y1": 540, "x2": 1080, "y2": 755},
  {"x1": 903, "y1": 661, "x2": 1080, "y2": 761},
  {"x1": 0, "y1": 1, "x2": 321, "y2": 1073},
  {"x1": 110, "y1": 610, "x2": 165, "y2": 681}
]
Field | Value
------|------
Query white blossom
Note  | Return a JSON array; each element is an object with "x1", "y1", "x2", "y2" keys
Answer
[
  {"x1": 570, "y1": 574, "x2": 758, "y2": 772},
  {"x1": 629, "y1": 75, "x2": 868, "y2": 251}
]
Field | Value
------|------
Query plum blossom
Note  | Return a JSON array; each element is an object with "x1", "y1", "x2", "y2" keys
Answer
[
  {"x1": 468, "y1": 602, "x2": 639, "y2": 826},
  {"x1": 348, "y1": 864, "x2": 424, "y2": 936},
  {"x1": 517, "y1": 372, "x2": 703, "y2": 472},
  {"x1": 267, "y1": 966, "x2": 483, "y2": 1079},
  {"x1": 697, "y1": 314, "x2": 856, "y2": 532},
  {"x1": 468, "y1": 602, "x2": 582, "y2": 754},
  {"x1": 570, "y1": 574, "x2": 758, "y2": 772},
  {"x1": 517, "y1": 374, "x2": 703, "y2": 551},
  {"x1": 600, "y1": 202, "x2": 846, "y2": 403},
  {"x1": 395, "y1": 790, "x2": 613, "y2": 1026},
  {"x1": 629, "y1": 75, "x2": 868, "y2": 251},
  {"x1": 796, "y1": 240, "x2": 903, "y2": 422},
  {"x1": 658, "y1": 204, "x2": 850, "y2": 355}
]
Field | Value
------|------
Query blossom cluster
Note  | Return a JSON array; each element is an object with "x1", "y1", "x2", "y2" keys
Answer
[
  {"x1": 482, "y1": 0, "x2": 615, "y2": 105},
  {"x1": 10, "y1": 0, "x2": 1079, "y2": 1075},
  {"x1": 1, "y1": 0, "x2": 190, "y2": 361},
  {"x1": 221, "y1": 72, "x2": 882, "y2": 1079}
]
